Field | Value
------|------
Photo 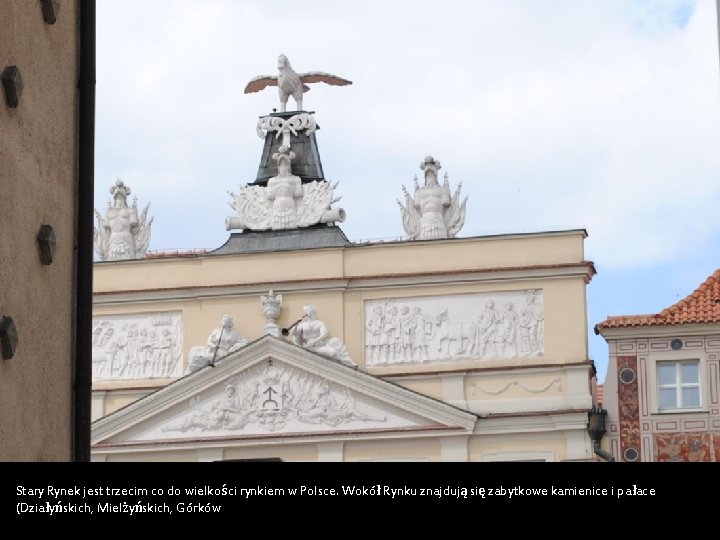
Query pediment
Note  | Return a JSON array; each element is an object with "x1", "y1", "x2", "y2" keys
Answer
[{"x1": 92, "y1": 335, "x2": 476, "y2": 446}]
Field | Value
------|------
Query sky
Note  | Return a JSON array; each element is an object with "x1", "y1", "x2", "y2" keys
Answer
[{"x1": 95, "y1": 0, "x2": 720, "y2": 382}]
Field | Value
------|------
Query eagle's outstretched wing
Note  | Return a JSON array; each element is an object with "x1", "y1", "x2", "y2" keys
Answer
[
  {"x1": 298, "y1": 72, "x2": 352, "y2": 91},
  {"x1": 244, "y1": 75, "x2": 279, "y2": 94}
]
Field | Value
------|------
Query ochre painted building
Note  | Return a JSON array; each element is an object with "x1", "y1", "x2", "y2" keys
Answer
[{"x1": 91, "y1": 225, "x2": 599, "y2": 461}]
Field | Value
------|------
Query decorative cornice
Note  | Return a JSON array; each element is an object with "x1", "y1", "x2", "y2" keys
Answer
[
  {"x1": 91, "y1": 425, "x2": 469, "y2": 457},
  {"x1": 473, "y1": 410, "x2": 591, "y2": 435},
  {"x1": 370, "y1": 360, "x2": 593, "y2": 379},
  {"x1": 596, "y1": 323, "x2": 720, "y2": 340}
]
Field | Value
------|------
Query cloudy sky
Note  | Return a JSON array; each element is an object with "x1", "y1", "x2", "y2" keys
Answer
[{"x1": 95, "y1": 0, "x2": 720, "y2": 381}]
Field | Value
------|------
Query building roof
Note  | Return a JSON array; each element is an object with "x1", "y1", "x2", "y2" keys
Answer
[
  {"x1": 595, "y1": 269, "x2": 720, "y2": 332},
  {"x1": 210, "y1": 226, "x2": 351, "y2": 255},
  {"x1": 144, "y1": 249, "x2": 208, "y2": 259}
]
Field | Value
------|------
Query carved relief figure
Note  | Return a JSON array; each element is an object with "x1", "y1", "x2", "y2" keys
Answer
[
  {"x1": 185, "y1": 315, "x2": 248, "y2": 375},
  {"x1": 475, "y1": 300, "x2": 501, "y2": 357},
  {"x1": 156, "y1": 329, "x2": 176, "y2": 376},
  {"x1": 297, "y1": 379, "x2": 334, "y2": 424},
  {"x1": 266, "y1": 147, "x2": 303, "y2": 229},
  {"x1": 369, "y1": 304, "x2": 436, "y2": 364},
  {"x1": 397, "y1": 156, "x2": 467, "y2": 240},
  {"x1": 398, "y1": 305, "x2": 416, "y2": 362},
  {"x1": 498, "y1": 301, "x2": 518, "y2": 357},
  {"x1": 138, "y1": 328, "x2": 152, "y2": 371},
  {"x1": 99, "y1": 327, "x2": 114, "y2": 348},
  {"x1": 365, "y1": 305, "x2": 384, "y2": 363},
  {"x1": 289, "y1": 305, "x2": 356, "y2": 368},
  {"x1": 124, "y1": 326, "x2": 139, "y2": 376},
  {"x1": 411, "y1": 307, "x2": 435, "y2": 361},
  {"x1": 94, "y1": 179, "x2": 153, "y2": 261},
  {"x1": 106, "y1": 336, "x2": 127, "y2": 377},
  {"x1": 519, "y1": 290, "x2": 544, "y2": 356},
  {"x1": 382, "y1": 305, "x2": 400, "y2": 363},
  {"x1": 174, "y1": 385, "x2": 250, "y2": 432},
  {"x1": 92, "y1": 326, "x2": 104, "y2": 347},
  {"x1": 244, "y1": 54, "x2": 353, "y2": 113}
]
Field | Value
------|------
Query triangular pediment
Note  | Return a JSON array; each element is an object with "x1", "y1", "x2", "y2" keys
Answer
[{"x1": 92, "y1": 335, "x2": 476, "y2": 447}]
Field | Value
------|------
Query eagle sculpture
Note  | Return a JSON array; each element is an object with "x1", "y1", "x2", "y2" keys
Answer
[{"x1": 244, "y1": 54, "x2": 352, "y2": 112}]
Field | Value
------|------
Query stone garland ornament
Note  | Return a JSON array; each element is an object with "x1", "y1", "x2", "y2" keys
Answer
[{"x1": 256, "y1": 112, "x2": 317, "y2": 150}]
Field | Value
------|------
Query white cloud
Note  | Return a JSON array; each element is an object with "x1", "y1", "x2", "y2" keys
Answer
[
  {"x1": 95, "y1": 0, "x2": 720, "y2": 381},
  {"x1": 96, "y1": 0, "x2": 720, "y2": 269}
]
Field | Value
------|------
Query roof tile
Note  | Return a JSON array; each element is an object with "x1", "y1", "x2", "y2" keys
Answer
[{"x1": 595, "y1": 269, "x2": 720, "y2": 331}]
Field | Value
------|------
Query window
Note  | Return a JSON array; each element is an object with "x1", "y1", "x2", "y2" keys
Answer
[{"x1": 657, "y1": 360, "x2": 700, "y2": 410}]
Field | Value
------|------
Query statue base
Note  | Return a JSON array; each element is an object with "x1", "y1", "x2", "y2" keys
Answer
[
  {"x1": 262, "y1": 323, "x2": 280, "y2": 337},
  {"x1": 211, "y1": 225, "x2": 351, "y2": 255},
  {"x1": 252, "y1": 110, "x2": 324, "y2": 186}
]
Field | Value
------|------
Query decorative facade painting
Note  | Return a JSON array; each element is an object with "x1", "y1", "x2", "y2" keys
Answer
[
  {"x1": 617, "y1": 356, "x2": 641, "y2": 462},
  {"x1": 656, "y1": 433, "x2": 714, "y2": 462},
  {"x1": 364, "y1": 290, "x2": 544, "y2": 365},
  {"x1": 92, "y1": 312, "x2": 183, "y2": 380}
]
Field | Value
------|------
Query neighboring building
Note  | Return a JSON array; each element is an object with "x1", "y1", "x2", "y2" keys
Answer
[
  {"x1": 595, "y1": 269, "x2": 720, "y2": 462},
  {"x1": 0, "y1": 2, "x2": 93, "y2": 460},
  {"x1": 90, "y1": 97, "x2": 600, "y2": 461}
]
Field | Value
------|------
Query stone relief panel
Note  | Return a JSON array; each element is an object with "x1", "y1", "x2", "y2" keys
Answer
[
  {"x1": 92, "y1": 312, "x2": 183, "y2": 381},
  {"x1": 364, "y1": 290, "x2": 544, "y2": 366},
  {"x1": 133, "y1": 361, "x2": 438, "y2": 440},
  {"x1": 135, "y1": 361, "x2": 427, "y2": 441}
]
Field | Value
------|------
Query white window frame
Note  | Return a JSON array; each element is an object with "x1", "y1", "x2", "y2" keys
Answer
[
  {"x1": 657, "y1": 360, "x2": 700, "y2": 411},
  {"x1": 647, "y1": 350, "x2": 707, "y2": 414}
]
